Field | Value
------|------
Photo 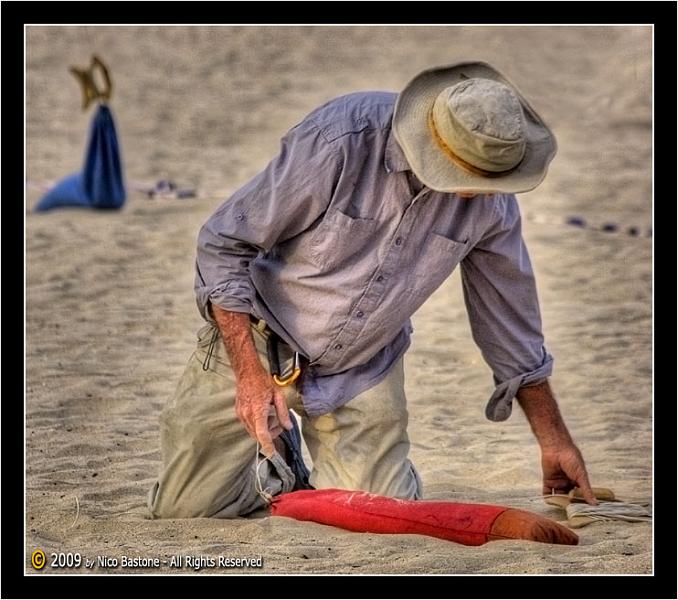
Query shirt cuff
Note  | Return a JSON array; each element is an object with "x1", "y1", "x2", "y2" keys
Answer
[
  {"x1": 484, "y1": 353, "x2": 554, "y2": 422},
  {"x1": 196, "y1": 281, "x2": 254, "y2": 323}
]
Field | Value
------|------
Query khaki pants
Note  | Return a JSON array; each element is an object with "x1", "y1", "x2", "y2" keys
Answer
[{"x1": 147, "y1": 323, "x2": 422, "y2": 519}]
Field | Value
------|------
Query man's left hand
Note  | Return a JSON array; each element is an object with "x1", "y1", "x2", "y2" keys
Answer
[
  {"x1": 516, "y1": 381, "x2": 598, "y2": 506},
  {"x1": 541, "y1": 444, "x2": 598, "y2": 505}
]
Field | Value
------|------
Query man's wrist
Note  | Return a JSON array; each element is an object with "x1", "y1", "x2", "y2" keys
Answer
[
  {"x1": 235, "y1": 356, "x2": 269, "y2": 384},
  {"x1": 519, "y1": 377, "x2": 548, "y2": 389},
  {"x1": 516, "y1": 380, "x2": 574, "y2": 451},
  {"x1": 538, "y1": 430, "x2": 574, "y2": 452}
]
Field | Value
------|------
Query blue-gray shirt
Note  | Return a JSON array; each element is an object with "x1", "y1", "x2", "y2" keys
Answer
[{"x1": 196, "y1": 92, "x2": 553, "y2": 420}]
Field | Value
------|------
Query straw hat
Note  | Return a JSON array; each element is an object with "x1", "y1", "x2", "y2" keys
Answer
[{"x1": 393, "y1": 61, "x2": 557, "y2": 194}]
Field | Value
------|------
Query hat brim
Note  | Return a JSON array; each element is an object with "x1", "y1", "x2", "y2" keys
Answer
[{"x1": 393, "y1": 61, "x2": 557, "y2": 194}]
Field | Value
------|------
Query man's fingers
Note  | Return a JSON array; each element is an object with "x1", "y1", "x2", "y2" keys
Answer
[
  {"x1": 236, "y1": 405, "x2": 255, "y2": 439},
  {"x1": 254, "y1": 415, "x2": 275, "y2": 457},
  {"x1": 236, "y1": 386, "x2": 291, "y2": 455},
  {"x1": 574, "y1": 472, "x2": 598, "y2": 505},
  {"x1": 273, "y1": 391, "x2": 293, "y2": 431},
  {"x1": 566, "y1": 449, "x2": 598, "y2": 505},
  {"x1": 542, "y1": 483, "x2": 568, "y2": 497}
]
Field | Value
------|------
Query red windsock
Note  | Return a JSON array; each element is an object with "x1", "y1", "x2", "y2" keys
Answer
[{"x1": 271, "y1": 488, "x2": 578, "y2": 546}]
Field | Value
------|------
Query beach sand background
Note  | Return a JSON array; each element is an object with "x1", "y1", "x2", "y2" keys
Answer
[{"x1": 26, "y1": 26, "x2": 652, "y2": 574}]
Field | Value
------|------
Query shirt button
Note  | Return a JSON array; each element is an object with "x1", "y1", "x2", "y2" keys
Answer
[
  {"x1": 395, "y1": 237, "x2": 403, "y2": 246},
  {"x1": 356, "y1": 311, "x2": 364, "y2": 318},
  {"x1": 334, "y1": 344, "x2": 343, "y2": 351},
  {"x1": 376, "y1": 275, "x2": 384, "y2": 283}
]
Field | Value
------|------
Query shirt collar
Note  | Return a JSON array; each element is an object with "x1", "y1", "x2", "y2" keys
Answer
[{"x1": 384, "y1": 128, "x2": 411, "y2": 173}]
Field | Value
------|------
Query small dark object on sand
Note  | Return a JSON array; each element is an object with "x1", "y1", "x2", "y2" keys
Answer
[
  {"x1": 566, "y1": 216, "x2": 586, "y2": 228},
  {"x1": 601, "y1": 223, "x2": 618, "y2": 233},
  {"x1": 146, "y1": 180, "x2": 196, "y2": 199}
]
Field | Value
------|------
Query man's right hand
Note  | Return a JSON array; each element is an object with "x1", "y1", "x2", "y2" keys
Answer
[
  {"x1": 235, "y1": 366, "x2": 293, "y2": 458},
  {"x1": 209, "y1": 305, "x2": 293, "y2": 458}
]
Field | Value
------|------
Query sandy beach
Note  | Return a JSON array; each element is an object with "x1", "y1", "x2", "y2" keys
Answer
[{"x1": 26, "y1": 26, "x2": 652, "y2": 574}]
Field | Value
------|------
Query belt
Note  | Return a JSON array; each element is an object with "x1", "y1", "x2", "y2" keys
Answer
[{"x1": 250, "y1": 315, "x2": 301, "y2": 387}]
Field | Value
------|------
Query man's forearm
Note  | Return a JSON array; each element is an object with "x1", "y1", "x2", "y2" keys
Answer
[
  {"x1": 516, "y1": 380, "x2": 573, "y2": 450},
  {"x1": 210, "y1": 305, "x2": 292, "y2": 453},
  {"x1": 210, "y1": 304, "x2": 266, "y2": 381}
]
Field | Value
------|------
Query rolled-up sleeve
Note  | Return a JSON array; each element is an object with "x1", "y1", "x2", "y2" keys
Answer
[
  {"x1": 460, "y1": 194, "x2": 553, "y2": 422},
  {"x1": 195, "y1": 120, "x2": 342, "y2": 320}
]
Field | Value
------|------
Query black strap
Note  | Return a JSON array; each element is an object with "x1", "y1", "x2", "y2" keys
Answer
[{"x1": 201, "y1": 326, "x2": 220, "y2": 371}]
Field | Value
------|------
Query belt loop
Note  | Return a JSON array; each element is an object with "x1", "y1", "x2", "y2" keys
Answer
[
  {"x1": 249, "y1": 315, "x2": 269, "y2": 336},
  {"x1": 255, "y1": 318, "x2": 268, "y2": 335},
  {"x1": 202, "y1": 326, "x2": 220, "y2": 371}
]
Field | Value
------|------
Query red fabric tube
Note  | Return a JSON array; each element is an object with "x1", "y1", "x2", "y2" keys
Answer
[{"x1": 271, "y1": 488, "x2": 507, "y2": 547}]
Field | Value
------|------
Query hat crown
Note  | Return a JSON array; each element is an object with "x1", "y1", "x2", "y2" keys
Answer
[
  {"x1": 448, "y1": 79, "x2": 525, "y2": 142},
  {"x1": 431, "y1": 78, "x2": 527, "y2": 173}
]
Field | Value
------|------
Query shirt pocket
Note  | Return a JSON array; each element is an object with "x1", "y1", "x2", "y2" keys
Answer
[
  {"x1": 408, "y1": 232, "x2": 469, "y2": 299},
  {"x1": 309, "y1": 208, "x2": 378, "y2": 271}
]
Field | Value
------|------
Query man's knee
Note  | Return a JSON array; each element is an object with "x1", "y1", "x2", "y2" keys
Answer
[
  {"x1": 146, "y1": 480, "x2": 211, "y2": 519},
  {"x1": 146, "y1": 478, "x2": 257, "y2": 520},
  {"x1": 367, "y1": 459, "x2": 423, "y2": 500},
  {"x1": 147, "y1": 449, "x2": 299, "y2": 519},
  {"x1": 310, "y1": 455, "x2": 422, "y2": 501}
]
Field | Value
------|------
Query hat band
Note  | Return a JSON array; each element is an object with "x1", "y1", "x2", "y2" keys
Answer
[{"x1": 427, "y1": 109, "x2": 521, "y2": 179}]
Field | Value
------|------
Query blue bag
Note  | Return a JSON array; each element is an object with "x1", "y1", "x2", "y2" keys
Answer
[{"x1": 35, "y1": 104, "x2": 126, "y2": 211}]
